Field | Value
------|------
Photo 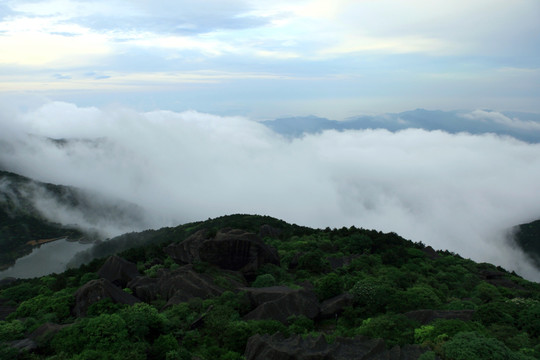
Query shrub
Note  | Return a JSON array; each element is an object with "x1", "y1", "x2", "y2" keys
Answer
[
  {"x1": 0, "y1": 320, "x2": 24, "y2": 341},
  {"x1": 150, "y1": 334, "x2": 180, "y2": 359},
  {"x1": 315, "y1": 273, "x2": 343, "y2": 301},
  {"x1": 288, "y1": 315, "x2": 315, "y2": 334},
  {"x1": 443, "y1": 331, "x2": 530, "y2": 360},
  {"x1": 398, "y1": 285, "x2": 442, "y2": 312},
  {"x1": 252, "y1": 274, "x2": 276, "y2": 288},
  {"x1": 356, "y1": 314, "x2": 418, "y2": 347}
]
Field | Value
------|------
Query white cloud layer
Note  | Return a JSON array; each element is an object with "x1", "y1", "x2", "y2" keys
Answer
[
  {"x1": 1, "y1": 100, "x2": 540, "y2": 280},
  {"x1": 463, "y1": 110, "x2": 540, "y2": 131}
]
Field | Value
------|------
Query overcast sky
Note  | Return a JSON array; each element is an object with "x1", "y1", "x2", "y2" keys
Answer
[
  {"x1": 1, "y1": 1, "x2": 540, "y2": 280},
  {"x1": 1, "y1": 0, "x2": 539, "y2": 118}
]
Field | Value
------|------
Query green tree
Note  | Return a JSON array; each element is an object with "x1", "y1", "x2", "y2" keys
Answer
[
  {"x1": 315, "y1": 272, "x2": 343, "y2": 301},
  {"x1": 150, "y1": 334, "x2": 180, "y2": 359},
  {"x1": 473, "y1": 282, "x2": 501, "y2": 303},
  {"x1": 120, "y1": 302, "x2": 166, "y2": 341},
  {"x1": 252, "y1": 274, "x2": 276, "y2": 288},
  {"x1": 443, "y1": 331, "x2": 532, "y2": 360},
  {"x1": 397, "y1": 285, "x2": 442, "y2": 312},
  {"x1": 0, "y1": 320, "x2": 24, "y2": 341},
  {"x1": 357, "y1": 314, "x2": 418, "y2": 347}
]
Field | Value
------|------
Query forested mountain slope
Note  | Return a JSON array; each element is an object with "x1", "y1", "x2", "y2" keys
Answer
[
  {"x1": 0, "y1": 171, "x2": 82, "y2": 269},
  {"x1": 513, "y1": 219, "x2": 540, "y2": 268},
  {"x1": 1, "y1": 214, "x2": 539, "y2": 359},
  {"x1": 0, "y1": 170, "x2": 149, "y2": 270}
]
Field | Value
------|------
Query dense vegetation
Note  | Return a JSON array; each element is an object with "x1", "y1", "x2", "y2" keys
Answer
[
  {"x1": 514, "y1": 219, "x2": 540, "y2": 268},
  {"x1": 1, "y1": 214, "x2": 540, "y2": 359},
  {"x1": 0, "y1": 171, "x2": 82, "y2": 269}
]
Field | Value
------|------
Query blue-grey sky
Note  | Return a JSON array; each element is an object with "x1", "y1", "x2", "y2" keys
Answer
[{"x1": 1, "y1": 0, "x2": 539, "y2": 119}]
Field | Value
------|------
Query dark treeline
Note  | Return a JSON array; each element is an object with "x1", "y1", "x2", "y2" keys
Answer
[{"x1": 1, "y1": 214, "x2": 539, "y2": 359}]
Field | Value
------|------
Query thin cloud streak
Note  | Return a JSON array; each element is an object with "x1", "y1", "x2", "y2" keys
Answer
[{"x1": 1, "y1": 101, "x2": 540, "y2": 280}]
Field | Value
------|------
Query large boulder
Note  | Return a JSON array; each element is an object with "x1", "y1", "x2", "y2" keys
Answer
[
  {"x1": 10, "y1": 338, "x2": 37, "y2": 352},
  {"x1": 319, "y1": 293, "x2": 354, "y2": 319},
  {"x1": 245, "y1": 333, "x2": 432, "y2": 360},
  {"x1": 327, "y1": 255, "x2": 361, "y2": 270},
  {"x1": 404, "y1": 309, "x2": 475, "y2": 325},
  {"x1": 0, "y1": 301, "x2": 16, "y2": 321},
  {"x1": 479, "y1": 269, "x2": 524, "y2": 290},
  {"x1": 259, "y1": 224, "x2": 282, "y2": 239},
  {"x1": 97, "y1": 255, "x2": 140, "y2": 288},
  {"x1": 73, "y1": 278, "x2": 140, "y2": 317},
  {"x1": 242, "y1": 286, "x2": 320, "y2": 324},
  {"x1": 422, "y1": 246, "x2": 439, "y2": 260},
  {"x1": 164, "y1": 228, "x2": 280, "y2": 279},
  {"x1": 127, "y1": 265, "x2": 245, "y2": 306},
  {"x1": 29, "y1": 322, "x2": 69, "y2": 345}
]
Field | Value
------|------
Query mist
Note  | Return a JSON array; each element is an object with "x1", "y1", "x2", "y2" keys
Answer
[{"x1": 1, "y1": 100, "x2": 540, "y2": 280}]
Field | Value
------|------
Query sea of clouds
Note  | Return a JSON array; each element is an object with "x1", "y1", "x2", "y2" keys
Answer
[{"x1": 1, "y1": 99, "x2": 540, "y2": 280}]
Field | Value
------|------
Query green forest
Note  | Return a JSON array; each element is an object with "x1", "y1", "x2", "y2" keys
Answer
[{"x1": 1, "y1": 214, "x2": 539, "y2": 359}]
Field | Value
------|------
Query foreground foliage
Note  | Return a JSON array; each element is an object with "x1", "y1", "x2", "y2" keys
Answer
[{"x1": 1, "y1": 214, "x2": 539, "y2": 359}]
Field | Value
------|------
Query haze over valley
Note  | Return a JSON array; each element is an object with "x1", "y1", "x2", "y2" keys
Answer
[
  {"x1": 1, "y1": 102, "x2": 540, "y2": 280},
  {"x1": 1, "y1": 0, "x2": 540, "y2": 281}
]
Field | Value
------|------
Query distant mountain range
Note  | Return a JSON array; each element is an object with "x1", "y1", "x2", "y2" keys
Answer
[{"x1": 261, "y1": 109, "x2": 540, "y2": 143}]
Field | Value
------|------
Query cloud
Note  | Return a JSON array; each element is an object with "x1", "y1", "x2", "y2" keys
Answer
[
  {"x1": 0, "y1": 16, "x2": 111, "y2": 67},
  {"x1": 463, "y1": 110, "x2": 540, "y2": 131},
  {"x1": 1, "y1": 100, "x2": 540, "y2": 280},
  {"x1": 10, "y1": 0, "x2": 269, "y2": 34}
]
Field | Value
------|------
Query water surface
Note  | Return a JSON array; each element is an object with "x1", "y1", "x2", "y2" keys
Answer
[{"x1": 0, "y1": 240, "x2": 93, "y2": 279}]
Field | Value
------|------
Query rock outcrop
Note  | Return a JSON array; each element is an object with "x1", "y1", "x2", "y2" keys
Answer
[
  {"x1": 164, "y1": 228, "x2": 280, "y2": 279},
  {"x1": 97, "y1": 255, "x2": 140, "y2": 288},
  {"x1": 259, "y1": 224, "x2": 282, "y2": 239},
  {"x1": 10, "y1": 338, "x2": 37, "y2": 352},
  {"x1": 242, "y1": 286, "x2": 320, "y2": 324},
  {"x1": 404, "y1": 309, "x2": 475, "y2": 325},
  {"x1": 319, "y1": 293, "x2": 354, "y2": 319},
  {"x1": 327, "y1": 256, "x2": 361, "y2": 270},
  {"x1": 73, "y1": 278, "x2": 140, "y2": 317},
  {"x1": 29, "y1": 322, "x2": 68, "y2": 345},
  {"x1": 127, "y1": 265, "x2": 244, "y2": 306},
  {"x1": 0, "y1": 300, "x2": 16, "y2": 320},
  {"x1": 479, "y1": 269, "x2": 524, "y2": 290},
  {"x1": 422, "y1": 246, "x2": 439, "y2": 260},
  {"x1": 245, "y1": 333, "x2": 431, "y2": 360}
]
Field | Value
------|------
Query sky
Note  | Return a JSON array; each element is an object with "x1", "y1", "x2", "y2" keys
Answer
[
  {"x1": 1, "y1": 1, "x2": 540, "y2": 280},
  {"x1": 0, "y1": 0, "x2": 539, "y2": 119}
]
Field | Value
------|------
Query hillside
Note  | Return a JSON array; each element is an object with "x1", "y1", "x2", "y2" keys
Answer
[
  {"x1": 513, "y1": 219, "x2": 540, "y2": 268},
  {"x1": 1, "y1": 214, "x2": 539, "y2": 359},
  {"x1": 0, "y1": 171, "x2": 83, "y2": 269},
  {"x1": 0, "y1": 170, "x2": 149, "y2": 270}
]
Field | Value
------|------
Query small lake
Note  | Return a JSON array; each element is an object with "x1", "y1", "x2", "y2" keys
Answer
[{"x1": 0, "y1": 240, "x2": 94, "y2": 279}]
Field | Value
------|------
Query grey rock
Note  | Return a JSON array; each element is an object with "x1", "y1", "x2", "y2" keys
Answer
[
  {"x1": 404, "y1": 309, "x2": 475, "y2": 325},
  {"x1": 97, "y1": 255, "x2": 140, "y2": 288},
  {"x1": 73, "y1": 278, "x2": 140, "y2": 317},
  {"x1": 320, "y1": 293, "x2": 354, "y2": 319},
  {"x1": 164, "y1": 229, "x2": 280, "y2": 280},
  {"x1": 245, "y1": 333, "x2": 431, "y2": 360},
  {"x1": 422, "y1": 246, "x2": 439, "y2": 260},
  {"x1": 10, "y1": 338, "x2": 37, "y2": 352},
  {"x1": 127, "y1": 265, "x2": 244, "y2": 306},
  {"x1": 259, "y1": 224, "x2": 282, "y2": 239},
  {"x1": 327, "y1": 255, "x2": 361, "y2": 270},
  {"x1": 29, "y1": 322, "x2": 69, "y2": 344},
  {"x1": 242, "y1": 286, "x2": 320, "y2": 324}
]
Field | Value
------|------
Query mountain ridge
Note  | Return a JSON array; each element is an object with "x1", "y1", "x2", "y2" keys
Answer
[
  {"x1": 261, "y1": 109, "x2": 540, "y2": 143},
  {"x1": 1, "y1": 213, "x2": 539, "y2": 359}
]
